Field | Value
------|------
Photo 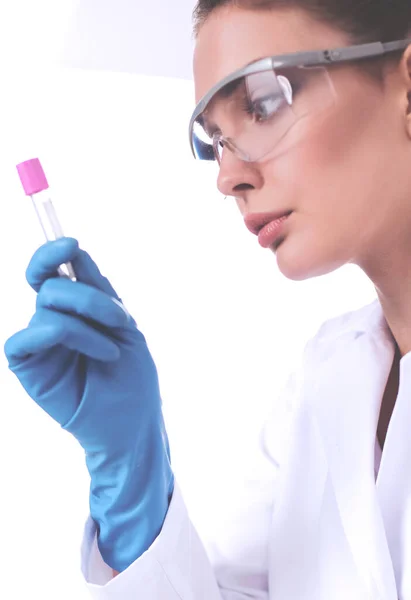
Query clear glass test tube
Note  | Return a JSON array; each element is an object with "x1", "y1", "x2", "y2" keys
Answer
[{"x1": 16, "y1": 158, "x2": 77, "y2": 281}]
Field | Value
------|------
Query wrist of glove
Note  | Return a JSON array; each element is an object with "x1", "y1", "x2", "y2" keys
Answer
[
  {"x1": 87, "y1": 416, "x2": 175, "y2": 572},
  {"x1": 4, "y1": 238, "x2": 174, "y2": 573},
  {"x1": 62, "y1": 358, "x2": 175, "y2": 571}
]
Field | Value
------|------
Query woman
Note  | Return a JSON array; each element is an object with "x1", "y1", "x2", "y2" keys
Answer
[{"x1": 5, "y1": 0, "x2": 411, "y2": 598}]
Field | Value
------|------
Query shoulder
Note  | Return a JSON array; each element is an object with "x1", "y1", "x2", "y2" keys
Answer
[
  {"x1": 265, "y1": 299, "x2": 381, "y2": 434},
  {"x1": 277, "y1": 298, "x2": 380, "y2": 404},
  {"x1": 284, "y1": 297, "x2": 382, "y2": 394},
  {"x1": 310, "y1": 298, "x2": 380, "y2": 346},
  {"x1": 263, "y1": 299, "x2": 381, "y2": 457}
]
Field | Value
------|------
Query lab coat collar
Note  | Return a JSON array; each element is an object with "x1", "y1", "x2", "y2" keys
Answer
[
  {"x1": 308, "y1": 298, "x2": 401, "y2": 599},
  {"x1": 317, "y1": 298, "x2": 393, "y2": 341}
]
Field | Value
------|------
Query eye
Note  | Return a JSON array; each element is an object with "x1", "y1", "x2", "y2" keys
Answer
[
  {"x1": 244, "y1": 76, "x2": 299, "y2": 123},
  {"x1": 212, "y1": 133, "x2": 225, "y2": 148},
  {"x1": 212, "y1": 132, "x2": 226, "y2": 161}
]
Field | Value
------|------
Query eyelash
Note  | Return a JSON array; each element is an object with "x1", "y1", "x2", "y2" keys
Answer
[
  {"x1": 241, "y1": 82, "x2": 300, "y2": 123},
  {"x1": 207, "y1": 81, "x2": 300, "y2": 142}
]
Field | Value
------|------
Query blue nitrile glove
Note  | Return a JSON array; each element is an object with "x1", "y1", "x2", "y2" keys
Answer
[{"x1": 4, "y1": 237, "x2": 174, "y2": 573}]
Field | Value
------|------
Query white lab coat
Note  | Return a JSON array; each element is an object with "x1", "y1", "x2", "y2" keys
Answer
[{"x1": 80, "y1": 297, "x2": 411, "y2": 599}]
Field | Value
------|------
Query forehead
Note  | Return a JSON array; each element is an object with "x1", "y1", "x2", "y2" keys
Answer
[{"x1": 193, "y1": 5, "x2": 350, "y2": 103}]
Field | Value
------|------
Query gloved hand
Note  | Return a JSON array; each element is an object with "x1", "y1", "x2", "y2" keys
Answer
[{"x1": 4, "y1": 237, "x2": 174, "y2": 573}]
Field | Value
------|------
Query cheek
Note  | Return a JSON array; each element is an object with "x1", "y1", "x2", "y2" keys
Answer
[
  {"x1": 271, "y1": 117, "x2": 352, "y2": 218},
  {"x1": 274, "y1": 100, "x2": 387, "y2": 220},
  {"x1": 267, "y1": 108, "x2": 387, "y2": 279}
]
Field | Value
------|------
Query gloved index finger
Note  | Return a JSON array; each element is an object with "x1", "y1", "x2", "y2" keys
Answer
[
  {"x1": 70, "y1": 248, "x2": 122, "y2": 302},
  {"x1": 26, "y1": 238, "x2": 80, "y2": 292}
]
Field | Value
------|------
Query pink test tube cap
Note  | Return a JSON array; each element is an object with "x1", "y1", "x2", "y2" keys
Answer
[{"x1": 16, "y1": 158, "x2": 49, "y2": 196}]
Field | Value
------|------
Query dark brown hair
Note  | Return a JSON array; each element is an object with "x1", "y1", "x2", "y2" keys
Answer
[
  {"x1": 193, "y1": 1, "x2": 411, "y2": 47},
  {"x1": 193, "y1": 0, "x2": 411, "y2": 41}
]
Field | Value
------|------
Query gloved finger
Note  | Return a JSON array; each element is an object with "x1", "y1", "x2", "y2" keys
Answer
[
  {"x1": 26, "y1": 238, "x2": 80, "y2": 292},
  {"x1": 36, "y1": 277, "x2": 130, "y2": 329},
  {"x1": 71, "y1": 250, "x2": 135, "y2": 325},
  {"x1": 70, "y1": 249, "x2": 122, "y2": 302},
  {"x1": 4, "y1": 308, "x2": 121, "y2": 364}
]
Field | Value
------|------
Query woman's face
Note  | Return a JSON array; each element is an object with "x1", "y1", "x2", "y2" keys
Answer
[{"x1": 193, "y1": 5, "x2": 411, "y2": 282}]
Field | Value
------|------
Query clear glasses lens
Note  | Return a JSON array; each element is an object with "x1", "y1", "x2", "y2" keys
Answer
[{"x1": 192, "y1": 66, "x2": 335, "y2": 163}]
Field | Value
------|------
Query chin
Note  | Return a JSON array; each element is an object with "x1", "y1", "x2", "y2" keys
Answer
[{"x1": 273, "y1": 238, "x2": 344, "y2": 282}]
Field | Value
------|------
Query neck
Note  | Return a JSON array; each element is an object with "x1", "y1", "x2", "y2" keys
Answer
[
  {"x1": 357, "y1": 220, "x2": 411, "y2": 358},
  {"x1": 367, "y1": 262, "x2": 411, "y2": 359},
  {"x1": 377, "y1": 292, "x2": 411, "y2": 359}
]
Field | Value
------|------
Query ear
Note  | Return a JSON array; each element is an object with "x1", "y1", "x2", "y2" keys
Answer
[{"x1": 399, "y1": 44, "x2": 411, "y2": 134}]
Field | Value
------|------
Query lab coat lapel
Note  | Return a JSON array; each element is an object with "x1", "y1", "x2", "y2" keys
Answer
[
  {"x1": 310, "y1": 309, "x2": 397, "y2": 599},
  {"x1": 376, "y1": 351, "x2": 411, "y2": 598}
]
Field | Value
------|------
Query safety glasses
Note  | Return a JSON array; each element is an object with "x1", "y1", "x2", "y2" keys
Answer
[{"x1": 189, "y1": 39, "x2": 411, "y2": 163}]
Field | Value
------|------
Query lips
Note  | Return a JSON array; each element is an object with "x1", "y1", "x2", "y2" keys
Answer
[{"x1": 244, "y1": 210, "x2": 293, "y2": 235}]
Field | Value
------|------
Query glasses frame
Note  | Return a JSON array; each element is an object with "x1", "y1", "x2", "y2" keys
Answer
[{"x1": 189, "y1": 38, "x2": 411, "y2": 160}]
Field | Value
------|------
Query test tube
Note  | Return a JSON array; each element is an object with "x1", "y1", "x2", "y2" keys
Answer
[{"x1": 16, "y1": 158, "x2": 77, "y2": 281}]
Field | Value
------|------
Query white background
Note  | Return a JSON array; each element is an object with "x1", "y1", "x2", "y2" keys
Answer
[{"x1": 0, "y1": 2, "x2": 376, "y2": 598}]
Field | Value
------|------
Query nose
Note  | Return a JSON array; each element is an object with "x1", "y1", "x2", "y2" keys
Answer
[{"x1": 216, "y1": 147, "x2": 263, "y2": 198}]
